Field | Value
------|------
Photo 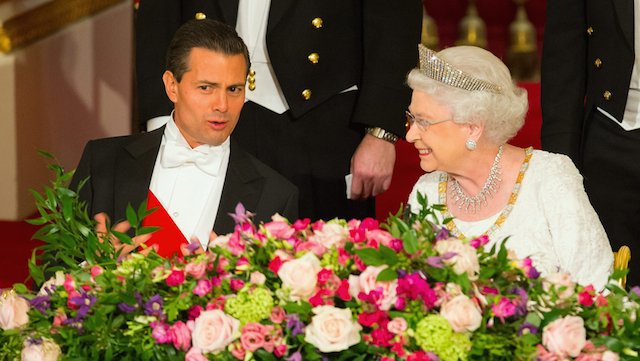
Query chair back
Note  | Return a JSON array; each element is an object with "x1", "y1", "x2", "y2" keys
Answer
[{"x1": 613, "y1": 245, "x2": 631, "y2": 289}]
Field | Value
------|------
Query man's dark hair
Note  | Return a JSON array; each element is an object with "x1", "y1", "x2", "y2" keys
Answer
[{"x1": 166, "y1": 19, "x2": 251, "y2": 82}]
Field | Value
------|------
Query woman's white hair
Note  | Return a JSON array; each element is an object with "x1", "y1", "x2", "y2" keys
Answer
[{"x1": 407, "y1": 46, "x2": 528, "y2": 145}]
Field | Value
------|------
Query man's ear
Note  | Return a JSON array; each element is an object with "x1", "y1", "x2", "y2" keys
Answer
[{"x1": 163, "y1": 71, "x2": 178, "y2": 103}]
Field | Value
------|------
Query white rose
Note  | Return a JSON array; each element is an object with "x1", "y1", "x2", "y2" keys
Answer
[
  {"x1": 21, "y1": 341, "x2": 43, "y2": 361},
  {"x1": 440, "y1": 295, "x2": 483, "y2": 333},
  {"x1": 38, "y1": 271, "x2": 66, "y2": 296},
  {"x1": 435, "y1": 238, "x2": 480, "y2": 281},
  {"x1": 311, "y1": 223, "x2": 349, "y2": 249},
  {"x1": 278, "y1": 252, "x2": 321, "y2": 301},
  {"x1": 192, "y1": 310, "x2": 240, "y2": 354},
  {"x1": 41, "y1": 338, "x2": 61, "y2": 361},
  {"x1": 543, "y1": 272, "x2": 576, "y2": 299},
  {"x1": 305, "y1": 306, "x2": 362, "y2": 352},
  {"x1": 348, "y1": 266, "x2": 398, "y2": 311}
]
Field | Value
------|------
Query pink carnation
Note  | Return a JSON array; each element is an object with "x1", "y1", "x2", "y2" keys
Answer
[
  {"x1": 193, "y1": 279, "x2": 212, "y2": 297},
  {"x1": 169, "y1": 321, "x2": 191, "y2": 351},
  {"x1": 265, "y1": 221, "x2": 295, "y2": 239},
  {"x1": 185, "y1": 261, "x2": 207, "y2": 279},
  {"x1": 492, "y1": 297, "x2": 516, "y2": 323}
]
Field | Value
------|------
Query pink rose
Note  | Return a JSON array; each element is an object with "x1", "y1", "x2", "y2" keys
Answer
[
  {"x1": 230, "y1": 279, "x2": 245, "y2": 292},
  {"x1": 269, "y1": 306, "x2": 286, "y2": 324},
  {"x1": 91, "y1": 266, "x2": 104, "y2": 278},
  {"x1": 543, "y1": 272, "x2": 576, "y2": 299},
  {"x1": 249, "y1": 271, "x2": 266, "y2": 285},
  {"x1": 192, "y1": 310, "x2": 240, "y2": 354},
  {"x1": 264, "y1": 221, "x2": 295, "y2": 239},
  {"x1": 170, "y1": 321, "x2": 192, "y2": 351},
  {"x1": 193, "y1": 279, "x2": 212, "y2": 297},
  {"x1": 305, "y1": 306, "x2": 362, "y2": 352},
  {"x1": 602, "y1": 351, "x2": 620, "y2": 361},
  {"x1": 0, "y1": 293, "x2": 30, "y2": 330},
  {"x1": 440, "y1": 295, "x2": 483, "y2": 333},
  {"x1": 295, "y1": 240, "x2": 325, "y2": 257},
  {"x1": 387, "y1": 317, "x2": 408, "y2": 335},
  {"x1": 311, "y1": 223, "x2": 349, "y2": 249},
  {"x1": 278, "y1": 252, "x2": 322, "y2": 301},
  {"x1": 185, "y1": 346, "x2": 208, "y2": 361},
  {"x1": 367, "y1": 229, "x2": 396, "y2": 248},
  {"x1": 63, "y1": 274, "x2": 76, "y2": 293},
  {"x1": 348, "y1": 266, "x2": 398, "y2": 311},
  {"x1": 166, "y1": 269, "x2": 186, "y2": 286},
  {"x1": 185, "y1": 261, "x2": 207, "y2": 279},
  {"x1": 542, "y1": 315, "x2": 587, "y2": 358},
  {"x1": 435, "y1": 239, "x2": 480, "y2": 281},
  {"x1": 274, "y1": 344, "x2": 288, "y2": 357},
  {"x1": 575, "y1": 353, "x2": 602, "y2": 361}
]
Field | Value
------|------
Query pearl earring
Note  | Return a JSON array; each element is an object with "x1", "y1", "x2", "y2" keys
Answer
[{"x1": 465, "y1": 140, "x2": 477, "y2": 151}]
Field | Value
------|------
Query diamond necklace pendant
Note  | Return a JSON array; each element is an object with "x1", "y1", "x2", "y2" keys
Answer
[{"x1": 450, "y1": 145, "x2": 503, "y2": 214}]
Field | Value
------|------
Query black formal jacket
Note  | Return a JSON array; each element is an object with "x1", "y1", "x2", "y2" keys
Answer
[
  {"x1": 541, "y1": 0, "x2": 634, "y2": 164},
  {"x1": 135, "y1": 0, "x2": 422, "y2": 136},
  {"x1": 69, "y1": 128, "x2": 298, "y2": 235}
]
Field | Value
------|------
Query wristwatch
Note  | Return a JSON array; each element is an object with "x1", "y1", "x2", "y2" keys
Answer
[{"x1": 365, "y1": 127, "x2": 399, "y2": 145}]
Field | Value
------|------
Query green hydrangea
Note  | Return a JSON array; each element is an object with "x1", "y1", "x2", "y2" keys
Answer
[
  {"x1": 224, "y1": 287, "x2": 274, "y2": 325},
  {"x1": 415, "y1": 315, "x2": 470, "y2": 361}
]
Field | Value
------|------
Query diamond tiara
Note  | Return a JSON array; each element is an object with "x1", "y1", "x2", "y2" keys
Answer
[{"x1": 418, "y1": 44, "x2": 502, "y2": 94}]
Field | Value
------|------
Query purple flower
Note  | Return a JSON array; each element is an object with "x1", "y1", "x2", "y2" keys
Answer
[
  {"x1": 285, "y1": 351, "x2": 302, "y2": 361},
  {"x1": 396, "y1": 269, "x2": 407, "y2": 279},
  {"x1": 427, "y1": 351, "x2": 440, "y2": 361},
  {"x1": 118, "y1": 302, "x2": 138, "y2": 313},
  {"x1": 518, "y1": 321, "x2": 538, "y2": 336},
  {"x1": 185, "y1": 242, "x2": 201, "y2": 253},
  {"x1": 144, "y1": 294, "x2": 164, "y2": 317},
  {"x1": 527, "y1": 267, "x2": 540, "y2": 279},
  {"x1": 30, "y1": 296, "x2": 51, "y2": 315},
  {"x1": 70, "y1": 293, "x2": 97, "y2": 319},
  {"x1": 630, "y1": 286, "x2": 640, "y2": 298},
  {"x1": 427, "y1": 256, "x2": 444, "y2": 269},
  {"x1": 286, "y1": 314, "x2": 305, "y2": 337},
  {"x1": 228, "y1": 202, "x2": 254, "y2": 224},
  {"x1": 63, "y1": 315, "x2": 85, "y2": 334},
  {"x1": 435, "y1": 227, "x2": 449, "y2": 241},
  {"x1": 509, "y1": 287, "x2": 528, "y2": 318}
]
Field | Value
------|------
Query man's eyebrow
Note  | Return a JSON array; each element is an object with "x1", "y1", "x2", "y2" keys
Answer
[{"x1": 197, "y1": 81, "x2": 246, "y2": 88}]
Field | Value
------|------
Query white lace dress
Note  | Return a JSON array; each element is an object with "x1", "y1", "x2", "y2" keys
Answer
[{"x1": 407, "y1": 148, "x2": 613, "y2": 290}]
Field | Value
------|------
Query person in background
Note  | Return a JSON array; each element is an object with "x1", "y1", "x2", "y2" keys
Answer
[
  {"x1": 135, "y1": 1, "x2": 422, "y2": 222},
  {"x1": 540, "y1": 0, "x2": 638, "y2": 288},
  {"x1": 406, "y1": 45, "x2": 613, "y2": 290}
]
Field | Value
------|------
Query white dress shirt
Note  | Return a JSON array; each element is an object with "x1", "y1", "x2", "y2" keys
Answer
[{"x1": 148, "y1": 113, "x2": 230, "y2": 249}]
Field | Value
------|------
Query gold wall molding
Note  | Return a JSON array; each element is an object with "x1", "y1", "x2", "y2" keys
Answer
[{"x1": 0, "y1": 0, "x2": 126, "y2": 53}]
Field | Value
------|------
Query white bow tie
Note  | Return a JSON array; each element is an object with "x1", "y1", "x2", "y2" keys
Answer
[{"x1": 161, "y1": 141, "x2": 223, "y2": 176}]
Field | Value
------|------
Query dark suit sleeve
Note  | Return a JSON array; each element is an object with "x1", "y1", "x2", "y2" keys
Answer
[
  {"x1": 280, "y1": 187, "x2": 298, "y2": 222},
  {"x1": 351, "y1": 0, "x2": 423, "y2": 138},
  {"x1": 540, "y1": 0, "x2": 588, "y2": 164},
  {"x1": 69, "y1": 140, "x2": 95, "y2": 215},
  {"x1": 135, "y1": 0, "x2": 181, "y2": 129}
]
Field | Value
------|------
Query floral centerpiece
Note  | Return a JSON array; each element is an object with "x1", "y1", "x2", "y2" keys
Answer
[{"x1": 1, "y1": 155, "x2": 639, "y2": 361}]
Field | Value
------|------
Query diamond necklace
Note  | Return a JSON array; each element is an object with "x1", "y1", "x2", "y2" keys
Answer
[{"x1": 450, "y1": 145, "x2": 503, "y2": 214}]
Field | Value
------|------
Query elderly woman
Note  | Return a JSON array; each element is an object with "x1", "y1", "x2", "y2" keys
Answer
[{"x1": 406, "y1": 45, "x2": 613, "y2": 290}]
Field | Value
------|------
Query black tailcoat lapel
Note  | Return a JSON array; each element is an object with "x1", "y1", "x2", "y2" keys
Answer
[
  {"x1": 214, "y1": 139, "x2": 266, "y2": 235},
  {"x1": 113, "y1": 127, "x2": 164, "y2": 223}
]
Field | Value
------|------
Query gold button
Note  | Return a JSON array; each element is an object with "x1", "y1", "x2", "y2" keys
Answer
[
  {"x1": 595, "y1": 58, "x2": 602, "y2": 68},
  {"x1": 308, "y1": 53, "x2": 319, "y2": 64},
  {"x1": 604, "y1": 91, "x2": 611, "y2": 100},
  {"x1": 302, "y1": 89, "x2": 312, "y2": 100},
  {"x1": 195, "y1": 12, "x2": 206, "y2": 20},
  {"x1": 249, "y1": 69, "x2": 256, "y2": 76},
  {"x1": 312, "y1": 18, "x2": 323, "y2": 29},
  {"x1": 249, "y1": 84, "x2": 256, "y2": 91},
  {"x1": 587, "y1": 27, "x2": 593, "y2": 35}
]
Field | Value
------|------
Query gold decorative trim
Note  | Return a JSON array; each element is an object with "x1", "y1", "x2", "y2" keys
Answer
[
  {"x1": 440, "y1": 147, "x2": 534, "y2": 238},
  {"x1": 0, "y1": 0, "x2": 126, "y2": 53}
]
